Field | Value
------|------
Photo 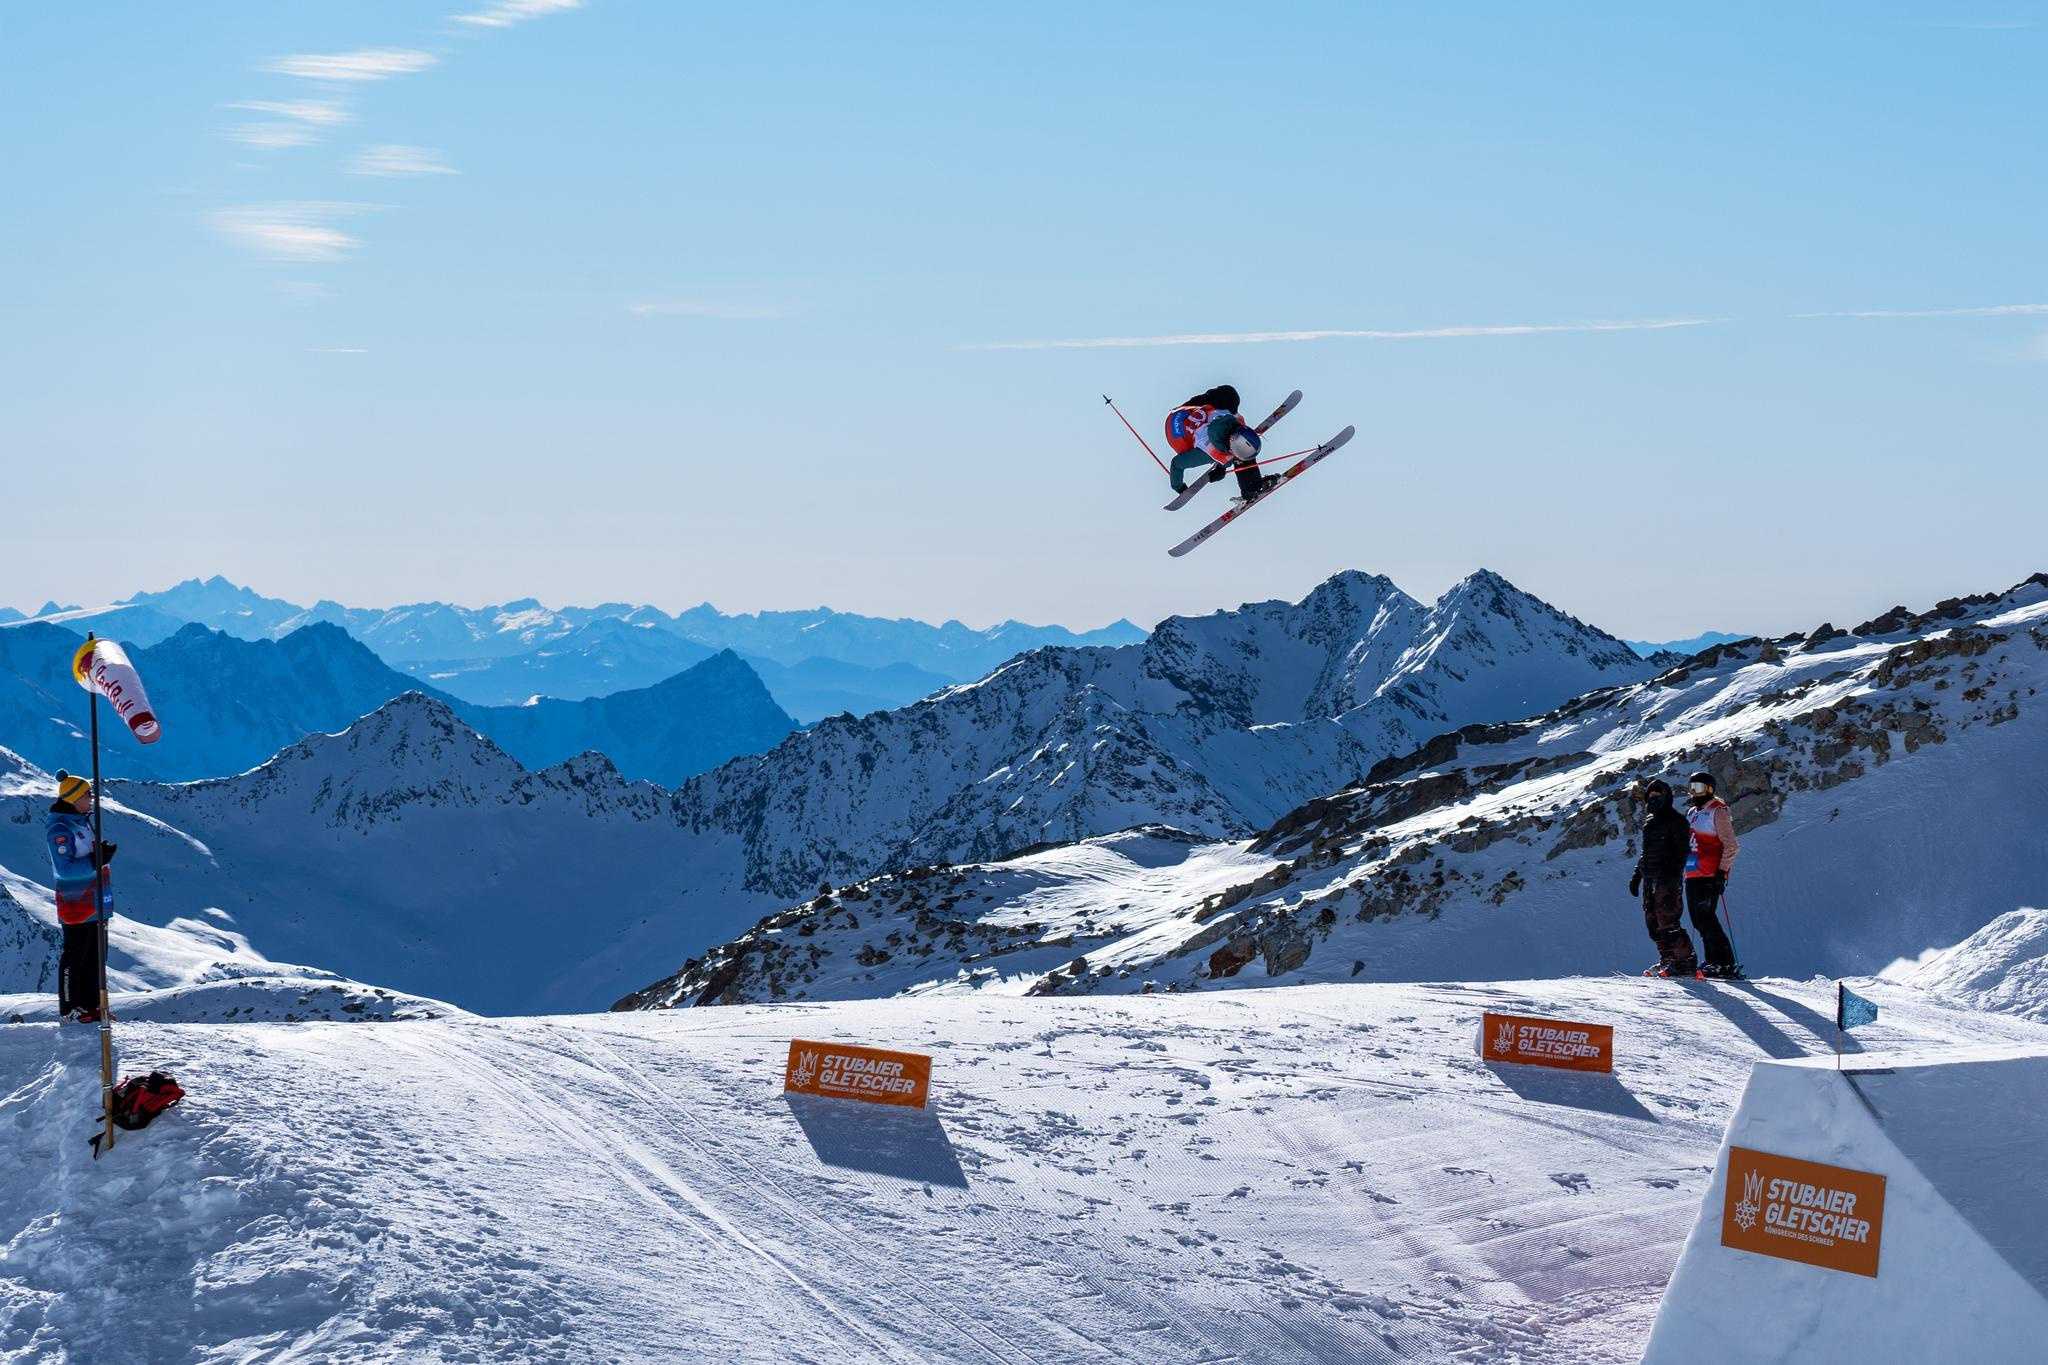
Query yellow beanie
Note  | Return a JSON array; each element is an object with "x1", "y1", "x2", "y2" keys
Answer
[{"x1": 56, "y1": 772, "x2": 93, "y2": 808}]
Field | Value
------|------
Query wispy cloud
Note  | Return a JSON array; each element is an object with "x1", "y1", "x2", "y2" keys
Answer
[
  {"x1": 454, "y1": 0, "x2": 585, "y2": 28},
  {"x1": 213, "y1": 202, "x2": 379, "y2": 262},
  {"x1": 229, "y1": 123, "x2": 319, "y2": 150},
  {"x1": 230, "y1": 99, "x2": 352, "y2": 126},
  {"x1": 347, "y1": 144, "x2": 459, "y2": 178},
  {"x1": 265, "y1": 49, "x2": 438, "y2": 83},
  {"x1": 628, "y1": 299, "x2": 789, "y2": 321},
  {"x1": 963, "y1": 317, "x2": 1720, "y2": 351},
  {"x1": 1795, "y1": 303, "x2": 2048, "y2": 320}
]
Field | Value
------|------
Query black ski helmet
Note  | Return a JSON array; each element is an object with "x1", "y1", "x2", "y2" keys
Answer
[{"x1": 1688, "y1": 770, "x2": 1716, "y2": 790}]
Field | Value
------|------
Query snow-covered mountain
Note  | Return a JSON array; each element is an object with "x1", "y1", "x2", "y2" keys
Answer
[
  {"x1": 0, "y1": 620, "x2": 795, "y2": 786},
  {"x1": 629, "y1": 573, "x2": 2048, "y2": 1010},
  {"x1": 0, "y1": 700, "x2": 767, "y2": 1014},
  {"x1": 661, "y1": 569, "x2": 1657, "y2": 908}
]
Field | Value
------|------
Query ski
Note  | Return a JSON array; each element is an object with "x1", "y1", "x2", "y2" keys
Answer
[
  {"x1": 1162, "y1": 390, "x2": 1303, "y2": 511},
  {"x1": 1167, "y1": 425, "x2": 1354, "y2": 557},
  {"x1": 1163, "y1": 470, "x2": 1223, "y2": 512},
  {"x1": 1254, "y1": 389, "x2": 1303, "y2": 436}
]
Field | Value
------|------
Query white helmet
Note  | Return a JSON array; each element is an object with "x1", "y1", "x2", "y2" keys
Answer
[{"x1": 1228, "y1": 428, "x2": 1263, "y2": 463}]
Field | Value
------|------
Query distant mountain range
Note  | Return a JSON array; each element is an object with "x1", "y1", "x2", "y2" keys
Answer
[
  {"x1": 0, "y1": 619, "x2": 794, "y2": 787},
  {"x1": 1625, "y1": 630, "x2": 1745, "y2": 659},
  {"x1": 24, "y1": 576, "x2": 1146, "y2": 719}
]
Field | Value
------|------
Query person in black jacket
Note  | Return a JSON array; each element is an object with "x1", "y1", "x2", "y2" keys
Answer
[{"x1": 1629, "y1": 778, "x2": 1698, "y2": 977}]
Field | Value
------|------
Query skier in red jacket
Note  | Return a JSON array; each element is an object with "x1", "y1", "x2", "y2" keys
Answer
[
  {"x1": 1683, "y1": 770, "x2": 1742, "y2": 978},
  {"x1": 1164, "y1": 385, "x2": 1275, "y2": 502}
]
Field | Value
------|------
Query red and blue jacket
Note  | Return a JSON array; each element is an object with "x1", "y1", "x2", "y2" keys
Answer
[
  {"x1": 45, "y1": 807, "x2": 108, "y2": 926},
  {"x1": 1165, "y1": 405, "x2": 1241, "y2": 466},
  {"x1": 1684, "y1": 798, "x2": 1739, "y2": 879}
]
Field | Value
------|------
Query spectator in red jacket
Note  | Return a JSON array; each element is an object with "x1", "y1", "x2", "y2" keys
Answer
[{"x1": 1683, "y1": 770, "x2": 1741, "y2": 978}]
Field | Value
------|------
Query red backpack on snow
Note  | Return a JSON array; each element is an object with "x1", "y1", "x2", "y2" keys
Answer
[{"x1": 89, "y1": 1071, "x2": 185, "y2": 1156}]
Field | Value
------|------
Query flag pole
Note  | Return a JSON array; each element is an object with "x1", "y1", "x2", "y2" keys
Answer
[{"x1": 87, "y1": 633, "x2": 116, "y2": 1155}]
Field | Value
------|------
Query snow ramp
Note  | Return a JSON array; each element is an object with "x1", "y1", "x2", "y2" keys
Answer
[{"x1": 1643, "y1": 1047, "x2": 2048, "y2": 1364}]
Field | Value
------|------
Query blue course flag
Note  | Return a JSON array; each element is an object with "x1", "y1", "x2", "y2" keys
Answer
[{"x1": 1837, "y1": 983, "x2": 1880, "y2": 1031}]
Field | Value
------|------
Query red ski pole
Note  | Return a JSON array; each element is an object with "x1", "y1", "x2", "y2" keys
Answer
[{"x1": 1103, "y1": 395, "x2": 1169, "y2": 475}]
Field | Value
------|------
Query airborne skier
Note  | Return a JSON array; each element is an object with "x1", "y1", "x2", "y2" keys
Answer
[{"x1": 1163, "y1": 385, "x2": 1276, "y2": 503}]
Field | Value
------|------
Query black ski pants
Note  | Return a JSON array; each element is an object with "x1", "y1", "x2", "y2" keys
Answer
[
  {"x1": 1685, "y1": 877, "x2": 1737, "y2": 970},
  {"x1": 1642, "y1": 879, "x2": 1697, "y2": 971},
  {"x1": 59, "y1": 920, "x2": 102, "y2": 1016}
]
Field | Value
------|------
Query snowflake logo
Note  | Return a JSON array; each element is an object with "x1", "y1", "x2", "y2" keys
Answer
[
  {"x1": 1734, "y1": 1166, "x2": 1764, "y2": 1233},
  {"x1": 1491, "y1": 1020, "x2": 1518, "y2": 1057},
  {"x1": 790, "y1": 1049, "x2": 820, "y2": 1089}
]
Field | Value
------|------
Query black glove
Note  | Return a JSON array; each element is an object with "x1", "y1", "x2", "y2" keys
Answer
[
  {"x1": 96, "y1": 842, "x2": 117, "y2": 867},
  {"x1": 1205, "y1": 465, "x2": 1227, "y2": 484},
  {"x1": 1628, "y1": 872, "x2": 1641, "y2": 898},
  {"x1": 1714, "y1": 871, "x2": 1728, "y2": 894}
]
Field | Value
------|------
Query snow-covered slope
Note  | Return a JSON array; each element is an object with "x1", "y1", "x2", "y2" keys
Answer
[
  {"x1": 4, "y1": 977, "x2": 2037, "y2": 1363},
  {"x1": 640, "y1": 575, "x2": 2048, "y2": 1010},
  {"x1": 666, "y1": 569, "x2": 1656, "y2": 909},
  {"x1": 1891, "y1": 908, "x2": 2048, "y2": 1024}
]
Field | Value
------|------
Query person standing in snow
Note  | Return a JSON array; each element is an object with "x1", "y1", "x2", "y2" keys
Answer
[
  {"x1": 1629, "y1": 778, "x2": 1698, "y2": 977},
  {"x1": 45, "y1": 771, "x2": 114, "y2": 1021},
  {"x1": 1164, "y1": 385, "x2": 1275, "y2": 502},
  {"x1": 1683, "y1": 770, "x2": 1741, "y2": 977}
]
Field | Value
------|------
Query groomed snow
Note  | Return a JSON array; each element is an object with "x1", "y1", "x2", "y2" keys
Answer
[{"x1": 4, "y1": 976, "x2": 2040, "y2": 1362}]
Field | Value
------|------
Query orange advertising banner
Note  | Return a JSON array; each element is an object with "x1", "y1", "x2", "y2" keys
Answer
[
  {"x1": 1721, "y1": 1145, "x2": 1886, "y2": 1278},
  {"x1": 784, "y1": 1039, "x2": 932, "y2": 1109},
  {"x1": 1479, "y1": 1011, "x2": 1615, "y2": 1072}
]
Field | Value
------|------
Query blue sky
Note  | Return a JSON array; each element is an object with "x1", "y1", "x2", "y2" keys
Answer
[{"x1": 4, "y1": 2, "x2": 2043, "y2": 638}]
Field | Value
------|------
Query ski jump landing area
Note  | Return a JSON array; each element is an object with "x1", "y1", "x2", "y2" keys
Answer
[
  {"x1": 4, "y1": 977, "x2": 2045, "y2": 1363},
  {"x1": 1645, "y1": 1048, "x2": 2048, "y2": 1364}
]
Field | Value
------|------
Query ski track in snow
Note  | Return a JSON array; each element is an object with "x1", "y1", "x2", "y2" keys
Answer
[{"x1": 2, "y1": 976, "x2": 2040, "y2": 1363}]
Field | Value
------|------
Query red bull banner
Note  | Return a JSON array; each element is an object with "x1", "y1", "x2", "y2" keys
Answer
[
  {"x1": 72, "y1": 639, "x2": 161, "y2": 744},
  {"x1": 1479, "y1": 1011, "x2": 1614, "y2": 1072},
  {"x1": 784, "y1": 1040, "x2": 931, "y2": 1109},
  {"x1": 1721, "y1": 1145, "x2": 1886, "y2": 1278}
]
